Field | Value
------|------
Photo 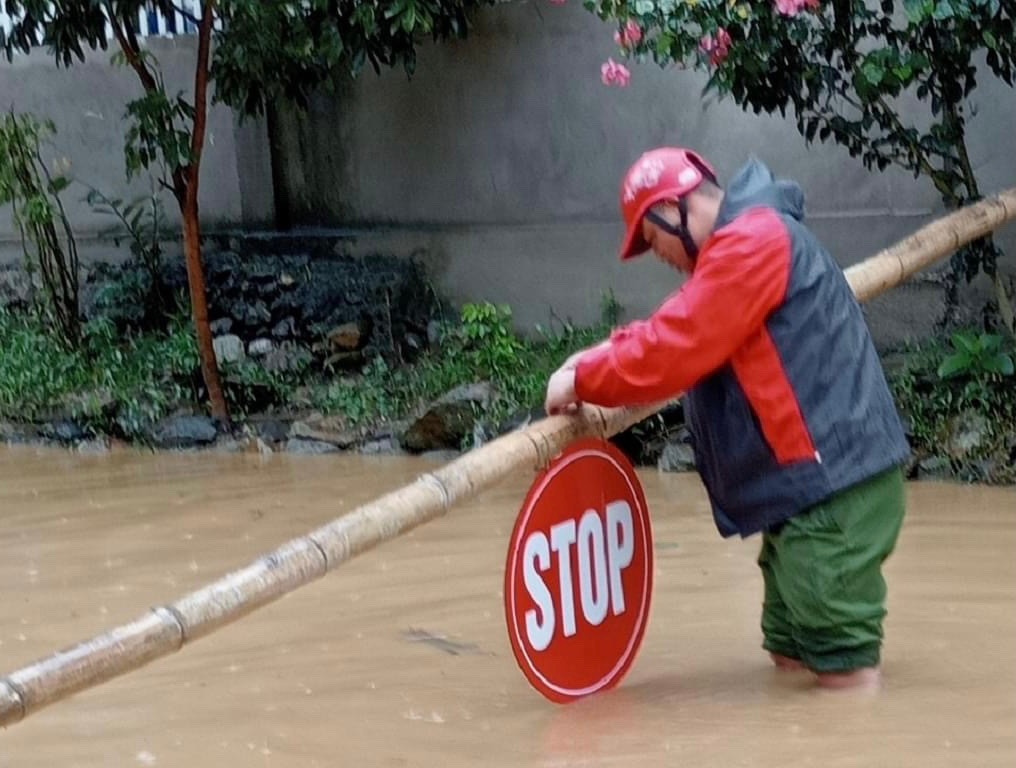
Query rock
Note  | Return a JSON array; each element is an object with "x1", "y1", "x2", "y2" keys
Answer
[
  {"x1": 289, "y1": 418, "x2": 359, "y2": 448},
  {"x1": 263, "y1": 343, "x2": 311, "y2": 373},
  {"x1": 279, "y1": 272, "x2": 296, "y2": 287},
  {"x1": 471, "y1": 421, "x2": 489, "y2": 449},
  {"x1": 427, "y1": 319, "x2": 443, "y2": 346},
  {"x1": 248, "y1": 338, "x2": 275, "y2": 358},
  {"x1": 327, "y1": 321, "x2": 365, "y2": 351},
  {"x1": 234, "y1": 300, "x2": 271, "y2": 328},
  {"x1": 497, "y1": 406, "x2": 545, "y2": 435},
  {"x1": 213, "y1": 437, "x2": 247, "y2": 453},
  {"x1": 401, "y1": 382, "x2": 494, "y2": 453},
  {"x1": 0, "y1": 267, "x2": 33, "y2": 309},
  {"x1": 75, "y1": 438, "x2": 111, "y2": 454},
  {"x1": 252, "y1": 418, "x2": 292, "y2": 445},
  {"x1": 968, "y1": 459, "x2": 998, "y2": 482},
  {"x1": 658, "y1": 440, "x2": 696, "y2": 472},
  {"x1": 917, "y1": 455, "x2": 952, "y2": 480},
  {"x1": 40, "y1": 419, "x2": 87, "y2": 444},
  {"x1": 272, "y1": 317, "x2": 296, "y2": 339},
  {"x1": 286, "y1": 438, "x2": 341, "y2": 455},
  {"x1": 151, "y1": 415, "x2": 218, "y2": 449},
  {"x1": 210, "y1": 318, "x2": 233, "y2": 335},
  {"x1": 0, "y1": 421, "x2": 40, "y2": 443},
  {"x1": 357, "y1": 437, "x2": 401, "y2": 455},
  {"x1": 213, "y1": 334, "x2": 246, "y2": 365},
  {"x1": 945, "y1": 410, "x2": 989, "y2": 460},
  {"x1": 403, "y1": 332, "x2": 424, "y2": 353}
]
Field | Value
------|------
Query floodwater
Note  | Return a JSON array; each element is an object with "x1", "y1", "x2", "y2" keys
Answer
[{"x1": 0, "y1": 444, "x2": 1013, "y2": 767}]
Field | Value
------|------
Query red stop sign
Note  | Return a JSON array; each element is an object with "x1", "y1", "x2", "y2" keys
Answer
[{"x1": 504, "y1": 437, "x2": 653, "y2": 703}]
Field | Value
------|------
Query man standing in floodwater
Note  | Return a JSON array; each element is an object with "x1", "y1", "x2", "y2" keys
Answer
[{"x1": 544, "y1": 147, "x2": 909, "y2": 689}]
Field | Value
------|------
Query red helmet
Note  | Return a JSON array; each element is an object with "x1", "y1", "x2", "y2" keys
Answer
[{"x1": 618, "y1": 147, "x2": 716, "y2": 260}]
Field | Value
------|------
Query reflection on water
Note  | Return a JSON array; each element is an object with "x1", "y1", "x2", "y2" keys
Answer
[{"x1": 1, "y1": 445, "x2": 1013, "y2": 767}]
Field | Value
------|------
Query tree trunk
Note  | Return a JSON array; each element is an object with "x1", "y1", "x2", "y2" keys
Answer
[
  {"x1": 182, "y1": 1, "x2": 228, "y2": 426},
  {"x1": 181, "y1": 191, "x2": 227, "y2": 424},
  {"x1": 108, "y1": 2, "x2": 228, "y2": 421}
]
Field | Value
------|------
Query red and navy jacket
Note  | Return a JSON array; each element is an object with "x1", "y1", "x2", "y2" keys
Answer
[{"x1": 575, "y1": 159, "x2": 909, "y2": 538}]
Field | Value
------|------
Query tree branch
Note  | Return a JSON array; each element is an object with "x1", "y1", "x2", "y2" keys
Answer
[
  {"x1": 187, "y1": 1, "x2": 215, "y2": 184},
  {"x1": 105, "y1": 4, "x2": 159, "y2": 92},
  {"x1": 169, "y1": 2, "x2": 202, "y2": 27}
]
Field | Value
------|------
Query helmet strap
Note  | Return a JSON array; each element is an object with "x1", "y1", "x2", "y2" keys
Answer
[{"x1": 646, "y1": 199, "x2": 699, "y2": 260}]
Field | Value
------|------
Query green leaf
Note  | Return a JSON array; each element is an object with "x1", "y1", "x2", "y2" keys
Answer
[
  {"x1": 993, "y1": 353, "x2": 1015, "y2": 376},
  {"x1": 951, "y1": 331, "x2": 978, "y2": 354},
  {"x1": 979, "y1": 333, "x2": 1004, "y2": 352},
  {"x1": 937, "y1": 351, "x2": 972, "y2": 378},
  {"x1": 861, "y1": 59, "x2": 886, "y2": 87},
  {"x1": 47, "y1": 176, "x2": 70, "y2": 194},
  {"x1": 932, "y1": 0, "x2": 955, "y2": 20},
  {"x1": 634, "y1": 0, "x2": 656, "y2": 14},
  {"x1": 402, "y1": 7, "x2": 417, "y2": 33},
  {"x1": 903, "y1": 0, "x2": 930, "y2": 22},
  {"x1": 892, "y1": 65, "x2": 913, "y2": 82}
]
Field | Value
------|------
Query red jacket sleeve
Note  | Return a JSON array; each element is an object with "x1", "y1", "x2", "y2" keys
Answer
[{"x1": 574, "y1": 208, "x2": 792, "y2": 407}]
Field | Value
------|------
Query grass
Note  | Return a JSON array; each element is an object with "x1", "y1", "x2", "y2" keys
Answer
[
  {"x1": 887, "y1": 329, "x2": 1016, "y2": 482},
  {"x1": 0, "y1": 297, "x2": 618, "y2": 442}
]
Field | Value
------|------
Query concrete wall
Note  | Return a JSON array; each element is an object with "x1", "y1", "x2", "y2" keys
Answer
[
  {"x1": 2, "y1": 3, "x2": 1013, "y2": 350},
  {"x1": 271, "y1": 0, "x2": 1016, "y2": 349},
  {"x1": 0, "y1": 35, "x2": 274, "y2": 263}
]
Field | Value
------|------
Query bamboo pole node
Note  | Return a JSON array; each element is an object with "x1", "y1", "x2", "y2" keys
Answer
[
  {"x1": 522, "y1": 429, "x2": 553, "y2": 471},
  {"x1": 303, "y1": 535, "x2": 331, "y2": 572},
  {"x1": 151, "y1": 605, "x2": 189, "y2": 645},
  {"x1": 417, "y1": 472, "x2": 452, "y2": 511},
  {"x1": 592, "y1": 405, "x2": 610, "y2": 440}
]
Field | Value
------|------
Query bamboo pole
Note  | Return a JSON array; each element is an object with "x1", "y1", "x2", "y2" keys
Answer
[{"x1": 2, "y1": 187, "x2": 1014, "y2": 729}]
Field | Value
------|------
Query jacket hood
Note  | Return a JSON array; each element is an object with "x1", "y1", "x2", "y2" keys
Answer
[{"x1": 715, "y1": 158, "x2": 805, "y2": 227}]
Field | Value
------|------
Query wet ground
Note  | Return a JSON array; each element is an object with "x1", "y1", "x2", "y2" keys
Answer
[{"x1": 1, "y1": 445, "x2": 1013, "y2": 767}]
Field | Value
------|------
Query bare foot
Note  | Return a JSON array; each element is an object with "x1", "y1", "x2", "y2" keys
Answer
[
  {"x1": 769, "y1": 652, "x2": 807, "y2": 671},
  {"x1": 816, "y1": 666, "x2": 881, "y2": 691}
]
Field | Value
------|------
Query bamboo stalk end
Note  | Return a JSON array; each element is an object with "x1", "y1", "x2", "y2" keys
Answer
[{"x1": 0, "y1": 679, "x2": 27, "y2": 728}]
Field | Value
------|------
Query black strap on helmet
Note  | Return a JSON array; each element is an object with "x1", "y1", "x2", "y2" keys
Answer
[{"x1": 645, "y1": 199, "x2": 699, "y2": 260}]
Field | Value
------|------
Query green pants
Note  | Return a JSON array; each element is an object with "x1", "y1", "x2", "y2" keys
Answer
[{"x1": 758, "y1": 466, "x2": 905, "y2": 673}]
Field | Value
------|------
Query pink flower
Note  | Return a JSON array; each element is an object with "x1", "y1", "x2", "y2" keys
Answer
[
  {"x1": 775, "y1": 0, "x2": 809, "y2": 15},
  {"x1": 698, "y1": 27, "x2": 732, "y2": 66},
  {"x1": 613, "y1": 20, "x2": 644, "y2": 48},
  {"x1": 600, "y1": 58, "x2": 632, "y2": 87}
]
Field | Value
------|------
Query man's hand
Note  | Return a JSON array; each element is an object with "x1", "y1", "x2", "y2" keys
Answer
[
  {"x1": 544, "y1": 368, "x2": 579, "y2": 416},
  {"x1": 545, "y1": 340, "x2": 613, "y2": 415}
]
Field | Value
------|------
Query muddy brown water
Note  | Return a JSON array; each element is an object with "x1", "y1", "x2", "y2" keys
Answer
[{"x1": 0, "y1": 445, "x2": 1013, "y2": 767}]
